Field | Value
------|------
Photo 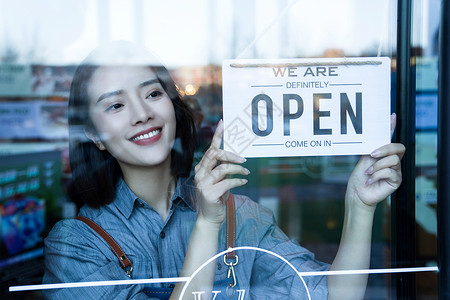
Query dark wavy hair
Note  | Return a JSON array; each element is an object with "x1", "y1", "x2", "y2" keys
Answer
[{"x1": 68, "y1": 64, "x2": 196, "y2": 208}]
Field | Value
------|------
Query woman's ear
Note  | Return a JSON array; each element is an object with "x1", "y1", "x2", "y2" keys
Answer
[{"x1": 84, "y1": 128, "x2": 106, "y2": 151}]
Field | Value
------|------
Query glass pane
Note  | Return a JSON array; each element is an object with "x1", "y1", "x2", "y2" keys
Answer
[
  {"x1": 0, "y1": 0, "x2": 440, "y2": 299},
  {"x1": 413, "y1": 0, "x2": 440, "y2": 298}
]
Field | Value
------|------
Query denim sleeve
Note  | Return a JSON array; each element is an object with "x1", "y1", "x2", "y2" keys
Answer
[
  {"x1": 43, "y1": 220, "x2": 153, "y2": 300},
  {"x1": 236, "y1": 197, "x2": 329, "y2": 299},
  {"x1": 250, "y1": 223, "x2": 329, "y2": 299}
]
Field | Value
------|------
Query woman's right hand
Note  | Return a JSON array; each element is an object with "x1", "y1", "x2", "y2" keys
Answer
[{"x1": 193, "y1": 120, "x2": 249, "y2": 226}]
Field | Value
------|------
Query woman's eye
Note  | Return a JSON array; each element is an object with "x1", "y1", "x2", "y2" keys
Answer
[
  {"x1": 105, "y1": 103, "x2": 123, "y2": 112},
  {"x1": 146, "y1": 90, "x2": 163, "y2": 99}
]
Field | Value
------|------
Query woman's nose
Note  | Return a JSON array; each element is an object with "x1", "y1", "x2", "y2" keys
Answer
[{"x1": 129, "y1": 97, "x2": 154, "y2": 125}]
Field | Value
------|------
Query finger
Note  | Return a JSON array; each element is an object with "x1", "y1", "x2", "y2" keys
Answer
[
  {"x1": 370, "y1": 143, "x2": 405, "y2": 159},
  {"x1": 215, "y1": 149, "x2": 246, "y2": 164},
  {"x1": 196, "y1": 178, "x2": 247, "y2": 202},
  {"x1": 213, "y1": 178, "x2": 248, "y2": 194},
  {"x1": 365, "y1": 155, "x2": 401, "y2": 175},
  {"x1": 210, "y1": 119, "x2": 224, "y2": 149},
  {"x1": 209, "y1": 164, "x2": 250, "y2": 184},
  {"x1": 366, "y1": 168, "x2": 402, "y2": 187},
  {"x1": 194, "y1": 148, "x2": 219, "y2": 177},
  {"x1": 390, "y1": 113, "x2": 397, "y2": 139},
  {"x1": 198, "y1": 148, "x2": 246, "y2": 172},
  {"x1": 195, "y1": 148, "x2": 246, "y2": 179}
]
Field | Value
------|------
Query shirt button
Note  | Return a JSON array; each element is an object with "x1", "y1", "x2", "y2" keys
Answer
[
  {"x1": 168, "y1": 283, "x2": 175, "y2": 288},
  {"x1": 160, "y1": 231, "x2": 166, "y2": 239}
]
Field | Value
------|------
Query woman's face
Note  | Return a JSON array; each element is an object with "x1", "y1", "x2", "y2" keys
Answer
[{"x1": 86, "y1": 66, "x2": 176, "y2": 171}]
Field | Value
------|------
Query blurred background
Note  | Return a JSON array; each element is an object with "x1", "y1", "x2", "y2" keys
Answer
[{"x1": 0, "y1": 0, "x2": 440, "y2": 299}]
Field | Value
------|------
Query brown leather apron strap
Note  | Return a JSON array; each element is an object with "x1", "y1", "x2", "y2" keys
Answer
[
  {"x1": 75, "y1": 216, "x2": 133, "y2": 277},
  {"x1": 224, "y1": 193, "x2": 238, "y2": 288},
  {"x1": 226, "y1": 193, "x2": 236, "y2": 260},
  {"x1": 74, "y1": 194, "x2": 237, "y2": 280}
]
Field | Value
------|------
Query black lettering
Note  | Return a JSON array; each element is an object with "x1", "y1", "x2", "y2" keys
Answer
[
  {"x1": 316, "y1": 67, "x2": 326, "y2": 76},
  {"x1": 340, "y1": 92, "x2": 362, "y2": 134},
  {"x1": 329, "y1": 66, "x2": 338, "y2": 76},
  {"x1": 288, "y1": 67, "x2": 297, "y2": 77},
  {"x1": 252, "y1": 94, "x2": 273, "y2": 137},
  {"x1": 283, "y1": 94, "x2": 304, "y2": 136},
  {"x1": 303, "y1": 67, "x2": 315, "y2": 77},
  {"x1": 313, "y1": 93, "x2": 332, "y2": 135}
]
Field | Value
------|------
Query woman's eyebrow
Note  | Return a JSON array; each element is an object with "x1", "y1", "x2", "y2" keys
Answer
[
  {"x1": 97, "y1": 90, "x2": 123, "y2": 103},
  {"x1": 139, "y1": 78, "x2": 160, "y2": 88},
  {"x1": 96, "y1": 79, "x2": 159, "y2": 103}
]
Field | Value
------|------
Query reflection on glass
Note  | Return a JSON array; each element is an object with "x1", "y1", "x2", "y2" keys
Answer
[{"x1": 0, "y1": 0, "x2": 441, "y2": 298}]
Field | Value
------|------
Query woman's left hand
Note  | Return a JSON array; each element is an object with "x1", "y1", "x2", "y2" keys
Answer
[
  {"x1": 193, "y1": 120, "x2": 249, "y2": 226},
  {"x1": 346, "y1": 114, "x2": 406, "y2": 207}
]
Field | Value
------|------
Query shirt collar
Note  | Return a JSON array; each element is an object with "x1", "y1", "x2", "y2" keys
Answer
[
  {"x1": 113, "y1": 177, "x2": 197, "y2": 219},
  {"x1": 173, "y1": 177, "x2": 196, "y2": 211}
]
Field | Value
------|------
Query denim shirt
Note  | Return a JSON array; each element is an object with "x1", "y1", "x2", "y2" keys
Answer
[{"x1": 43, "y1": 177, "x2": 329, "y2": 299}]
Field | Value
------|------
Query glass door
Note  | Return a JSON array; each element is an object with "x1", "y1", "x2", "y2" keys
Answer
[{"x1": 0, "y1": 0, "x2": 443, "y2": 298}]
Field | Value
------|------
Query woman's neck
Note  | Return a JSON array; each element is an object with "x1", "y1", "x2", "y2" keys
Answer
[{"x1": 119, "y1": 157, "x2": 175, "y2": 222}]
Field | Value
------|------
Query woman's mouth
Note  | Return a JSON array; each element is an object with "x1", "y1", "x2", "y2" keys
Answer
[{"x1": 130, "y1": 127, "x2": 162, "y2": 145}]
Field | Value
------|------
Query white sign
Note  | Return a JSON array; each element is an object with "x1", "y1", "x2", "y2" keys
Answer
[{"x1": 222, "y1": 57, "x2": 391, "y2": 157}]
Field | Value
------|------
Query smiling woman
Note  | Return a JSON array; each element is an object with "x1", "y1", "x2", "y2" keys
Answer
[
  {"x1": 86, "y1": 66, "x2": 177, "y2": 173},
  {"x1": 65, "y1": 43, "x2": 197, "y2": 210}
]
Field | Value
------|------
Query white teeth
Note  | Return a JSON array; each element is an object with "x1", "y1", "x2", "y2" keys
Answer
[{"x1": 131, "y1": 129, "x2": 161, "y2": 141}]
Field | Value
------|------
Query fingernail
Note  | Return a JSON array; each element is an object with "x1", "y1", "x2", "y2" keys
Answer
[
  {"x1": 239, "y1": 156, "x2": 247, "y2": 163},
  {"x1": 391, "y1": 114, "x2": 396, "y2": 124},
  {"x1": 365, "y1": 166, "x2": 373, "y2": 174},
  {"x1": 244, "y1": 168, "x2": 250, "y2": 174},
  {"x1": 370, "y1": 150, "x2": 380, "y2": 158},
  {"x1": 366, "y1": 178, "x2": 372, "y2": 185},
  {"x1": 242, "y1": 179, "x2": 248, "y2": 184}
]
